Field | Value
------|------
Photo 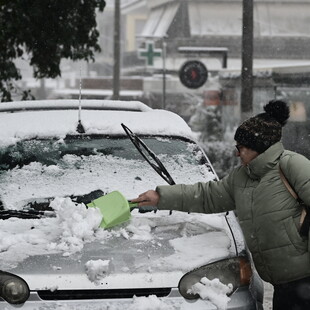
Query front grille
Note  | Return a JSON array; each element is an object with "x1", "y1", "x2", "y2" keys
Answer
[{"x1": 37, "y1": 288, "x2": 172, "y2": 300}]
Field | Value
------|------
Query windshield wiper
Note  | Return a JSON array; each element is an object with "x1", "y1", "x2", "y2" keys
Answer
[
  {"x1": 0, "y1": 190, "x2": 105, "y2": 220},
  {"x1": 0, "y1": 209, "x2": 54, "y2": 220},
  {"x1": 121, "y1": 123, "x2": 175, "y2": 186}
]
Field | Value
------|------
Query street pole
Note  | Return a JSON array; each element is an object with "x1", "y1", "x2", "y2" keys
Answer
[
  {"x1": 241, "y1": 0, "x2": 253, "y2": 121},
  {"x1": 113, "y1": 0, "x2": 120, "y2": 100},
  {"x1": 162, "y1": 39, "x2": 167, "y2": 110}
]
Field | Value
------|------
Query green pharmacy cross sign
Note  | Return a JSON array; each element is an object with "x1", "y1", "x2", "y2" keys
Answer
[{"x1": 138, "y1": 41, "x2": 162, "y2": 66}]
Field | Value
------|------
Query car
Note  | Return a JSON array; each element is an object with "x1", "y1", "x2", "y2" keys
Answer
[{"x1": 0, "y1": 99, "x2": 263, "y2": 309}]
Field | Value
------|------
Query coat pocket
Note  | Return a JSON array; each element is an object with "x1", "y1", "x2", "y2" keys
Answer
[{"x1": 283, "y1": 217, "x2": 308, "y2": 253}]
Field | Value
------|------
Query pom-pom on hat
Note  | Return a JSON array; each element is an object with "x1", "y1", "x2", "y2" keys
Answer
[{"x1": 234, "y1": 100, "x2": 290, "y2": 153}]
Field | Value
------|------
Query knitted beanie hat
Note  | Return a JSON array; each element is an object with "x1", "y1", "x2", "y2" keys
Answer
[{"x1": 234, "y1": 100, "x2": 290, "y2": 153}]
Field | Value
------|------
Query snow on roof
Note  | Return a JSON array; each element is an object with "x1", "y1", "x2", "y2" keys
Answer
[
  {"x1": 53, "y1": 89, "x2": 144, "y2": 97},
  {"x1": 0, "y1": 99, "x2": 152, "y2": 112},
  {"x1": 0, "y1": 99, "x2": 194, "y2": 146}
]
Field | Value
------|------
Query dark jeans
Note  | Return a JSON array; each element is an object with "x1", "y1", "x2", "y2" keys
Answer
[{"x1": 273, "y1": 277, "x2": 310, "y2": 310}]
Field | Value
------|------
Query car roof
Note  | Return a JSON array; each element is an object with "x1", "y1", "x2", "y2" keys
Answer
[
  {"x1": 0, "y1": 99, "x2": 195, "y2": 145},
  {"x1": 0, "y1": 99, "x2": 153, "y2": 113}
]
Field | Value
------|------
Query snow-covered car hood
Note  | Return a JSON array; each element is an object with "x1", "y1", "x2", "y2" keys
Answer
[{"x1": 3, "y1": 207, "x2": 232, "y2": 290}]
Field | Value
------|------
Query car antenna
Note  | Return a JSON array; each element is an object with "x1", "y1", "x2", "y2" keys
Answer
[{"x1": 76, "y1": 63, "x2": 85, "y2": 133}]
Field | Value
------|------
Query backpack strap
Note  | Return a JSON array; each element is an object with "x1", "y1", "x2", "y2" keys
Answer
[
  {"x1": 278, "y1": 151, "x2": 304, "y2": 204},
  {"x1": 278, "y1": 163, "x2": 308, "y2": 237},
  {"x1": 279, "y1": 167, "x2": 299, "y2": 200}
]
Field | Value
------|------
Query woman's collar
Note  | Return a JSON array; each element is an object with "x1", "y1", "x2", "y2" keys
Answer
[{"x1": 246, "y1": 142, "x2": 284, "y2": 178}]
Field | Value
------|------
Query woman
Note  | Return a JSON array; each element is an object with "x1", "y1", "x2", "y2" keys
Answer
[{"x1": 132, "y1": 100, "x2": 310, "y2": 309}]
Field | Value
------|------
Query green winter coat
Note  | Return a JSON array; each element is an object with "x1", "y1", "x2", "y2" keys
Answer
[{"x1": 156, "y1": 142, "x2": 310, "y2": 285}]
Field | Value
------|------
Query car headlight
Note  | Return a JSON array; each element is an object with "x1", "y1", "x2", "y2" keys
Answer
[
  {"x1": 178, "y1": 257, "x2": 252, "y2": 300},
  {"x1": 0, "y1": 271, "x2": 30, "y2": 304}
]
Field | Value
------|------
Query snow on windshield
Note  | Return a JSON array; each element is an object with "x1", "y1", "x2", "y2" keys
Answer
[{"x1": 0, "y1": 142, "x2": 213, "y2": 208}]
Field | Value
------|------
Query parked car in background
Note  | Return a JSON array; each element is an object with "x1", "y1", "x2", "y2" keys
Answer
[{"x1": 0, "y1": 99, "x2": 263, "y2": 309}]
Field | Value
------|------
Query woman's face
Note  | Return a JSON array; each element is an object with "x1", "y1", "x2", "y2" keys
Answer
[{"x1": 235, "y1": 143, "x2": 259, "y2": 166}]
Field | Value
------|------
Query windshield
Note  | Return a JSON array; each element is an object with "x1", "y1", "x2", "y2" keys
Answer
[{"x1": 0, "y1": 135, "x2": 216, "y2": 209}]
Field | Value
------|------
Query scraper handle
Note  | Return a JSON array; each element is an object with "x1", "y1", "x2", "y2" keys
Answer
[
  {"x1": 128, "y1": 201, "x2": 157, "y2": 213},
  {"x1": 128, "y1": 201, "x2": 138, "y2": 209}
]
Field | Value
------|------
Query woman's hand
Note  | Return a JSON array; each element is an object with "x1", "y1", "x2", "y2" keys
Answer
[{"x1": 130, "y1": 190, "x2": 160, "y2": 207}]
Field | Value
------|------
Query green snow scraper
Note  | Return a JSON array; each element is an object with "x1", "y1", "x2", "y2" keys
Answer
[{"x1": 87, "y1": 191, "x2": 138, "y2": 229}]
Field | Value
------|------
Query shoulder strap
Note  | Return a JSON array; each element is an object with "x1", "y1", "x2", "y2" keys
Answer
[
  {"x1": 279, "y1": 165, "x2": 307, "y2": 228},
  {"x1": 278, "y1": 166, "x2": 298, "y2": 200}
]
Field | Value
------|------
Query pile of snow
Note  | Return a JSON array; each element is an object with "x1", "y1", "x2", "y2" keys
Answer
[
  {"x1": 48, "y1": 197, "x2": 103, "y2": 256},
  {"x1": 0, "y1": 197, "x2": 104, "y2": 269},
  {"x1": 188, "y1": 277, "x2": 233, "y2": 310},
  {"x1": 85, "y1": 259, "x2": 111, "y2": 284}
]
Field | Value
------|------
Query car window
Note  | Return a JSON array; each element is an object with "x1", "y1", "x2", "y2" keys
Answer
[{"x1": 0, "y1": 135, "x2": 216, "y2": 209}]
